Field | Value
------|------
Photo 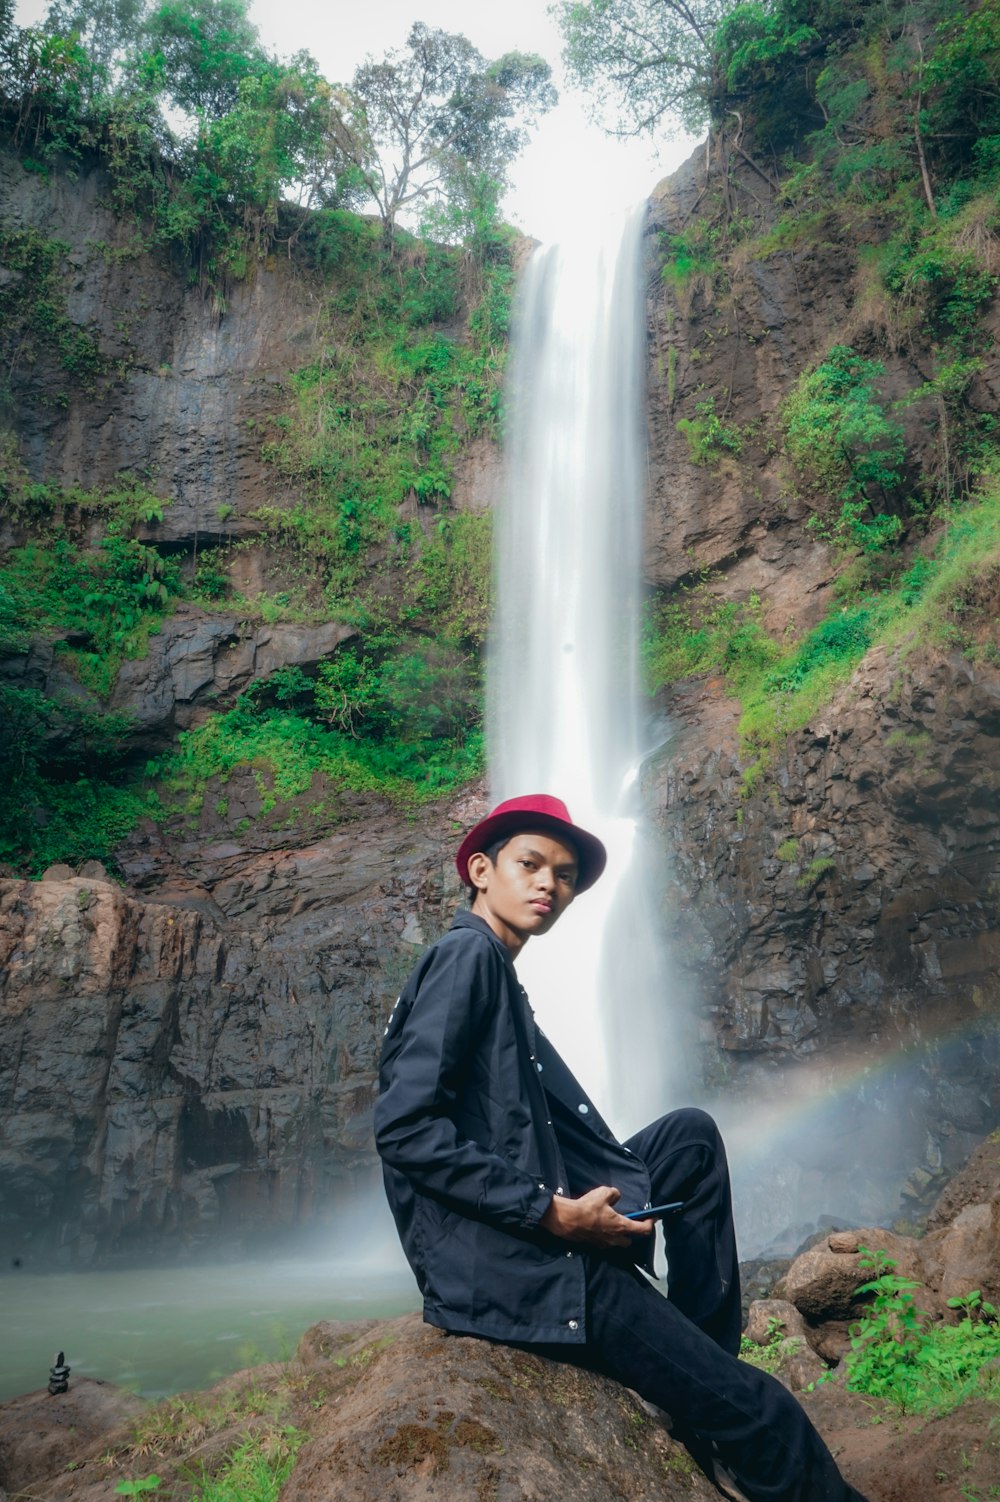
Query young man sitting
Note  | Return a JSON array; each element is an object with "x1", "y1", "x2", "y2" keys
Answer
[{"x1": 375, "y1": 793, "x2": 869, "y2": 1502}]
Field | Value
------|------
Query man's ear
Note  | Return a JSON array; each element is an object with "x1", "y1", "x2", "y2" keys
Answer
[{"x1": 467, "y1": 851, "x2": 491, "y2": 893}]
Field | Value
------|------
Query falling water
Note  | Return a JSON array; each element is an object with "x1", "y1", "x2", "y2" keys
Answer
[{"x1": 489, "y1": 207, "x2": 686, "y2": 1135}]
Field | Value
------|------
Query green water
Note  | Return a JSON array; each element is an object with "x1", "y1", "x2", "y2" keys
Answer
[{"x1": 1, "y1": 1257, "x2": 419, "y2": 1402}]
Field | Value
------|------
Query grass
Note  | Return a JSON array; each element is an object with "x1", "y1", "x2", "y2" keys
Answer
[
  {"x1": 188, "y1": 1428, "x2": 304, "y2": 1502},
  {"x1": 112, "y1": 1377, "x2": 306, "y2": 1502}
]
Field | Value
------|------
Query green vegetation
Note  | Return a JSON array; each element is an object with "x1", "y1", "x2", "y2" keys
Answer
[
  {"x1": 0, "y1": 0, "x2": 554, "y2": 289},
  {"x1": 740, "y1": 1316, "x2": 805, "y2": 1376},
  {"x1": 783, "y1": 346, "x2": 906, "y2": 553},
  {"x1": 154, "y1": 645, "x2": 484, "y2": 824},
  {"x1": 644, "y1": 477, "x2": 1000, "y2": 788},
  {"x1": 0, "y1": 0, "x2": 514, "y2": 876},
  {"x1": 556, "y1": 0, "x2": 732, "y2": 136},
  {"x1": 111, "y1": 1375, "x2": 305, "y2": 1502},
  {"x1": 0, "y1": 226, "x2": 114, "y2": 401},
  {"x1": 253, "y1": 220, "x2": 508, "y2": 594},
  {"x1": 677, "y1": 395, "x2": 743, "y2": 466},
  {"x1": 3, "y1": 0, "x2": 1000, "y2": 879},
  {"x1": 660, "y1": 225, "x2": 719, "y2": 293},
  {"x1": 838, "y1": 1249, "x2": 1000, "y2": 1414},
  {"x1": 189, "y1": 1428, "x2": 303, "y2": 1502},
  {"x1": 629, "y1": 0, "x2": 1000, "y2": 801},
  {"x1": 0, "y1": 499, "x2": 181, "y2": 872},
  {"x1": 4, "y1": 529, "x2": 180, "y2": 694}
]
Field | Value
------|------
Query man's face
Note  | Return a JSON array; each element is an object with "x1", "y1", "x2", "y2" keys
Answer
[{"x1": 469, "y1": 830, "x2": 579, "y2": 953}]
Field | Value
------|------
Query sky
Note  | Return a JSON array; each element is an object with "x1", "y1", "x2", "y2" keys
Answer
[{"x1": 13, "y1": 0, "x2": 701, "y2": 244}]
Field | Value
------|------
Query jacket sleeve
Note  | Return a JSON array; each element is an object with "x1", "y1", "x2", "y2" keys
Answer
[{"x1": 374, "y1": 936, "x2": 553, "y2": 1232}]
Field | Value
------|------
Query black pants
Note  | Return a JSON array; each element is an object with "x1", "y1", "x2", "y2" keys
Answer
[{"x1": 569, "y1": 1109, "x2": 868, "y2": 1502}]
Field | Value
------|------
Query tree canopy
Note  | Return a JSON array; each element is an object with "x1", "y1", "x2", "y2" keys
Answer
[
  {"x1": 555, "y1": 0, "x2": 735, "y2": 136},
  {"x1": 332, "y1": 23, "x2": 556, "y2": 239},
  {"x1": 0, "y1": 0, "x2": 554, "y2": 275}
]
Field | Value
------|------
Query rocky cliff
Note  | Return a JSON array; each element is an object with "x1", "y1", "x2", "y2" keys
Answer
[
  {"x1": 636, "y1": 149, "x2": 1000, "y2": 1241},
  {"x1": 0, "y1": 137, "x2": 504, "y2": 1262},
  {"x1": 2, "y1": 119, "x2": 999, "y2": 1264}
]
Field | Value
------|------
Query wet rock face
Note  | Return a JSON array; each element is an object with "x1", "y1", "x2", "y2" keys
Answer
[
  {"x1": 643, "y1": 645, "x2": 1000, "y2": 1237},
  {"x1": 648, "y1": 647, "x2": 1000, "y2": 1060},
  {"x1": 0, "y1": 789, "x2": 486, "y2": 1265},
  {"x1": 0, "y1": 146, "x2": 502, "y2": 546},
  {"x1": 0, "y1": 149, "x2": 320, "y2": 546}
]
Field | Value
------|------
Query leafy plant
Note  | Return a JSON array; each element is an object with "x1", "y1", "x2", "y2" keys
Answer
[
  {"x1": 0, "y1": 226, "x2": 112, "y2": 398},
  {"x1": 676, "y1": 396, "x2": 743, "y2": 467},
  {"x1": 783, "y1": 346, "x2": 906, "y2": 552},
  {"x1": 740, "y1": 1315, "x2": 805, "y2": 1375},
  {"x1": 153, "y1": 634, "x2": 484, "y2": 826},
  {"x1": 841, "y1": 1248, "x2": 1000, "y2": 1413}
]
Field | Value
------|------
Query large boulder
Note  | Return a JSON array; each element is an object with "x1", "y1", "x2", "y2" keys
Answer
[{"x1": 288, "y1": 1316, "x2": 718, "y2": 1502}]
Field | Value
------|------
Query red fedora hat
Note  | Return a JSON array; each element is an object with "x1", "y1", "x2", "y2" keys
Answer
[{"x1": 456, "y1": 794, "x2": 607, "y2": 893}]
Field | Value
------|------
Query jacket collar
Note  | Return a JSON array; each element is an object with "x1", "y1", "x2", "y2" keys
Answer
[
  {"x1": 450, "y1": 908, "x2": 523, "y2": 986},
  {"x1": 451, "y1": 907, "x2": 514, "y2": 955}
]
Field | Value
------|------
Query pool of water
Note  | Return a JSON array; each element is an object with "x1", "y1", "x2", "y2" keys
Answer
[{"x1": 1, "y1": 1253, "x2": 419, "y2": 1402}]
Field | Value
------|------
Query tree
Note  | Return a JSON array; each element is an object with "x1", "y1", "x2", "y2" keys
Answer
[
  {"x1": 43, "y1": 0, "x2": 149, "y2": 94},
  {"x1": 555, "y1": 0, "x2": 734, "y2": 137},
  {"x1": 332, "y1": 23, "x2": 557, "y2": 241},
  {"x1": 141, "y1": 0, "x2": 265, "y2": 118}
]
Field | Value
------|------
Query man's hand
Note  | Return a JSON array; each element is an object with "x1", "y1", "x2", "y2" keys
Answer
[{"x1": 540, "y1": 1186, "x2": 653, "y2": 1248}]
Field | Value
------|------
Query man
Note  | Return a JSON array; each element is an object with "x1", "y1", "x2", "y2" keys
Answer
[{"x1": 375, "y1": 794, "x2": 868, "y2": 1502}]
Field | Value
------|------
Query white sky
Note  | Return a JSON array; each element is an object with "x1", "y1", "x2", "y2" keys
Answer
[{"x1": 15, "y1": 0, "x2": 700, "y2": 244}]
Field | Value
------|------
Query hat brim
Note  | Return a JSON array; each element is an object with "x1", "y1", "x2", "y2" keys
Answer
[{"x1": 456, "y1": 810, "x2": 607, "y2": 893}]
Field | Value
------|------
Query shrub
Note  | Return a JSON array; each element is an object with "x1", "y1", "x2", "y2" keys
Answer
[
  {"x1": 839, "y1": 1248, "x2": 1000, "y2": 1414},
  {"x1": 676, "y1": 397, "x2": 744, "y2": 467},
  {"x1": 783, "y1": 345, "x2": 905, "y2": 551}
]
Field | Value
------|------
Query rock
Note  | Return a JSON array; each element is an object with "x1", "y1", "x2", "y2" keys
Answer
[
  {"x1": 40, "y1": 864, "x2": 75, "y2": 882},
  {"x1": 776, "y1": 1228, "x2": 925, "y2": 1323},
  {"x1": 0, "y1": 145, "x2": 496, "y2": 549},
  {"x1": 0, "y1": 792, "x2": 486, "y2": 1264},
  {"x1": 827, "y1": 1231, "x2": 862, "y2": 1254},
  {"x1": 0, "y1": 1377, "x2": 145, "y2": 1492},
  {"x1": 920, "y1": 1196, "x2": 1000, "y2": 1310},
  {"x1": 107, "y1": 608, "x2": 357, "y2": 741},
  {"x1": 744, "y1": 1299, "x2": 827, "y2": 1391},
  {"x1": 928, "y1": 1131, "x2": 1000, "y2": 1230},
  {"x1": 288, "y1": 1314, "x2": 718, "y2": 1502},
  {"x1": 645, "y1": 642, "x2": 1000, "y2": 1246}
]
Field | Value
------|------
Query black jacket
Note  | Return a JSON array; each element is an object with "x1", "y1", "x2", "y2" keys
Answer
[{"x1": 374, "y1": 909, "x2": 653, "y2": 1345}]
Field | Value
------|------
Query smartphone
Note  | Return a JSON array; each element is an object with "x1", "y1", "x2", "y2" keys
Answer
[{"x1": 623, "y1": 1201, "x2": 684, "y2": 1220}]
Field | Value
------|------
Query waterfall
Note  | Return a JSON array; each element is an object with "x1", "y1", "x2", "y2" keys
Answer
[{"x1": 489, "y1": 207, "x2": 686, "y2": 1135}]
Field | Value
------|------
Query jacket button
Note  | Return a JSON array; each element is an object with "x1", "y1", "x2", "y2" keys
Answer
[
  {"x1": 577, "y1": 1103, "x2": 589, "y2": 1114},
  {"x1": 566, "y1": 1250, "x2": 573, "y2": 1258},
  {"x1": 556, "y1": 1186, "x2": 564, "y2": 1194},
  {"x1": 536, "y1": 1062, "x2": 543, "y2": 1072},
  {"x1": 568, "y1": 1319, "x2": 579, "y2": 1330}
]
